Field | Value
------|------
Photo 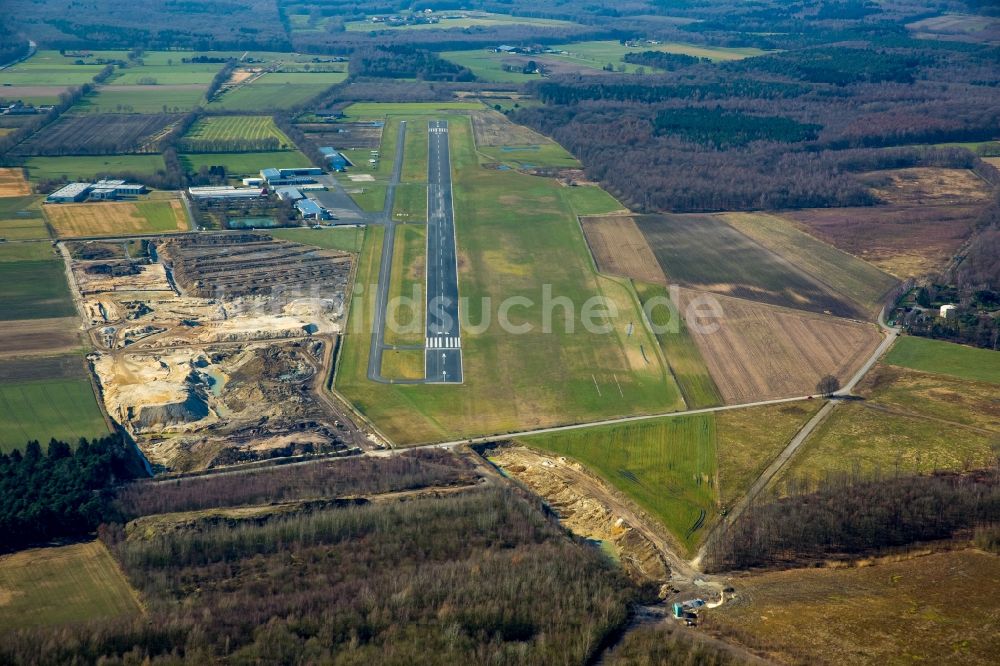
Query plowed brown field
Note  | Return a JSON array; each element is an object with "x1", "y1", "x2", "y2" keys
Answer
[
  {"x1": 677, "y1": 288, "x2": 882, "y2": 404},
  {"x1": 581, "y1": 215, "x2": 666, "y2": 285}
]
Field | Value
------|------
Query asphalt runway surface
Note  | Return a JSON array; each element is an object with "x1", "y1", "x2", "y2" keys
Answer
[{"x1": 424, "y1": 120, "x2": 463, "y2": 383}]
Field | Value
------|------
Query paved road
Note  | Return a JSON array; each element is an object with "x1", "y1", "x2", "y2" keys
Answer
[
  {"x1": 424, "y1": 120, "x2": 463, "y2": 383},
  {"x1": 366, "y1": 120, "x2": 408, "y2": 383}
]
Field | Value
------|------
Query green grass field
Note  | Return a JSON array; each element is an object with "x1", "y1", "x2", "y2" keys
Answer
[
  {"x1": 783, "y1": 402, "x2": 997, "y2": 485},
  {"x1": 393, "y1": 183, "x2": 427, "y2": 220},
  {"x1": 521, "y1": 416, "x2": 718, "y2": 553},
  {"x1": 723, "y1": 212, "x2": 898, "y2": 315},
  {"x1": 24, "y1": 154, "x2": 166, "y2": 181},
  {"x1": 885, "y1": 336, "x2": 1000, "y2": 384},
  {"x1": 208, "y1": 72, "x2": 346, "y2": 111},
  {"x1": 179, "y1": 150, "x2": 311, "y2": 176},
  {"x1": 0, "y1": 50, "x2": 104, "y2": 86},
  {"x1": 0, "y1": 541, "x2": 140, "y2": 629},
  {"x1": 183, "y1": 115, "x2": 292, "y2": 145},
  {"x1": 633, "y1": 281, "x2": 722, "y2": 409},
  {"x1": 75, "y1": 85, "x2": 208, "y2": 113},
  {"x1": 0, "y1": 253, "x2": 76, "y2": 320},
  {"x1": 478, "y1": 142, "x2": 580, "y2": 169},
  {"x1": 342, "y1": 102, "x2": 484, "y2": 119},
  {"x1": 441, "y1": 50, "x2": 542, "y2": 83},
  {"x1": 0, "y1": 196, "x2": 48, "y2": 241},
  {"x1": 268, "y1": 226, "x2": 365, "y2": 253},
  {"x1": 108, "y1": 61, "x2": 222, "y2": 86},
  {"x1": 384, "y1": 224, "x2": 425, "y2": 347},
  {"x1": 561, "y1": 186, "x2": 626, "y2": 216},
  {"x1": 548, "y1": 40, "x2": 769, "y2": 71},
  {"x1": 346, "y1": 12, "x2": 576, "y2": 32},
  {"x1": 336, "y1": 112, "x2": 684, "y2": 444},
  {"x1": 0, "y1": 378, "x2": 109, "y2": 452}
]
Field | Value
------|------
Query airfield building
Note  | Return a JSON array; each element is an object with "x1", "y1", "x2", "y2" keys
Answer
[
  {"x1": 274, "y1": 186, "x2": 305, "y2": 202},
  {"x1": 260, "y1": 167, "x2": 321, "y2": 186},
  {"x1": 47, "y1": 180, "x2": 146, "y2": 203},
  {"x1": 295, "y1": 198, "x2": 331, "y2": 220},
  {"x1": 188, "y1": 185, "x2": 266, "y2": 200},
  {"x1": 46, "y1": 182, "x2": 93, "y2": 203},
  {"x1": 320, "y1": 147, "x2": 351, "y2": 172}
]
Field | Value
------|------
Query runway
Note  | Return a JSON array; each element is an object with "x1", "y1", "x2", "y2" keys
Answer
[{"x1": 424, "y1": 120, "x2": 463, "y2": 383}]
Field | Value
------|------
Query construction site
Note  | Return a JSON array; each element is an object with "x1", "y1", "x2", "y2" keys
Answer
[{"x1": 66, "y1": 232, "x2": 369, "y2": 472}]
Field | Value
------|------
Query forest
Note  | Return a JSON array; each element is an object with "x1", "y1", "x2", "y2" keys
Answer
[
  {"x1": 0, "y1": 436, "x2": 140, "y2": 552},
  {"x1": 705, "y1": 470, "x2": 1000, "y2": 571}
]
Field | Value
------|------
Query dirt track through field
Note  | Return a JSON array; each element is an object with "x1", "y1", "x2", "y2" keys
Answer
[
  {"x1": 677, "y1": 288, "x2": 881, "y2": 404},
  {"x1": 581, "y1": 215, "x2": 666, "y2": 284}
]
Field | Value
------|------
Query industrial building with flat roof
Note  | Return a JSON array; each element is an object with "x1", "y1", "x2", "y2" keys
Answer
[
  {"x1": 188, "y1": 185, "x2": 266, "y2": 200},
  {"x1": 46, "y1": 180, "x2": 146, "y2": 203},
  {"x1": 295, "y1": 198, "x2": 330, "y2": 220},
  {"x1": 320, "y1": 147, "x2": 352, "y2": 172}
]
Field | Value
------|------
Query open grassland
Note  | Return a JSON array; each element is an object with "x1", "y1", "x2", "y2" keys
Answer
[
  {"x1": 636, "y1": 214, "x2": 864, "y2": 318},
  {"x1": 0, "y1": 377, "x2": 109, "y2": 452},
  {"x1": 393, "y1": 183, "x2": 427, "y2": 220},
  {"x1": 346, "y1": 12, "x2": 577, "y2": 32},
  {"x1": 863, "y1": 167, "x2": 992, "y2": 206},
  {"x1": 381, "y1": 348, "x2": 425, "y2": 381},
  {"x1": 519, "y1": 415, "x2": 719, "y2": 554},
  {"x1": 0, "y1": 86, "x2": 69, "y2": 105},
  {"x1": 0, "y1": 196, "x2": 46, "y2": 241},
  {"x1": 858, "y1": 363, "x2": 1000, "y2": 432},
  {"x1": 45, "y1": 200, "x2": 188, "y2": 237},
  {"x1": 400, "y1": 120, "x2": 428, "y2": 182},
  {"x1": 562, "y1": 186, "x2": 626, "y2": 216},
  {"x1": 721, "y1": 212, "x2": 897, "y2": 316},
  {"x1": 477, "y1": 142, "x2": 579, "y2": 169},
  {"x1": 707, "y1": 550, "x2": 1000, "y2": 665},
  {"x1": 342, "y1": 102, "x2": 484, "y2": 119},
  {"x1": 784, "y1": 402, "x2": 996, "y2": 484},
  {"x1": 633, "y1": 282, "x2": 722, "y2": 409},
  {"x1": 0, "y1": 50, "x2": 104, "y2": 86},
  {"x1": 384, "y1": 224, "x2": 426, "y2": 347},
  {"x1": 470, "y1": 109, "x2": 553, "y2": 147},
  {"x1": 885, "y1": 336, "x2": 1000, "y2": 385},
  {"x1": 180, "y1": 150, "x2": 311, "y2": 176},
  {"x1": 540, "y1": 41, "x2": 769, "y2": 75},
  {"x1": 0, "y1": 246, "x2": 75, "y2": 321},
  {"x1": 716, "y1": 401, "x2": 822, "y2": 509},
  {"x1": 0, "y1": 168, "x2": 31, "y2": 197},
  {"x1": 183, "y1": 115, "x2": 291, "y2": 145},
  {"x1": 268, "y1": 226, "x2": 365, "y2": 253},
  {"x1": 336, "y1": 114, "x2": 684, "y2": 444},
  {"x1": 25, "y1": 154, "x2": 166, "y2": 181},
  {"x1": 677, "y1": 288, "x2": 882, "y2": 404},
  {"x1": 581, "y1": 216, "x2": 666, "y2": 285},
  {"x1": 443, "y1": 50, "x2": 542, "y2": 82},
  {"x1": 208, "y1": 72, "x2": 346, "y2": 111},
  {"x1": 0, "y1": 541, "x2": 140, "y2": 629},
  {"x1": 76, "y1": 85, "x2": 208, "y2": 113},
  {"x1": 0, "y1": 320, "x2": 83, "y2": 359}
]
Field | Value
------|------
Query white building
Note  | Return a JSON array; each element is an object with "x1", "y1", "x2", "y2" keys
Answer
[{"x1": 939, "y1": 304, "x2": 958, "y2": 319}]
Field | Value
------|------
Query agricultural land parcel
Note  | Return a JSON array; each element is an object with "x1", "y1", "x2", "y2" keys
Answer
[
  {"x1": 884, "y1": 335, "x2": 1000, "y2": 385},
  {"x1": 75, "y1": 85, "x2": 209, "y2": 114},
  {"x1": 0, "y1": 541, "x2": 140, "y2": 629},
  {"x1": 0, "y1": 243, "x2": 75, "y2": 320},
  {"x1": 705, "y1": 550, "x2": 1000, "y2": 665},
  {"x1": 183, "y1": 115, "x2": 292, "y2": 145},
  {"x1": 268, "y1": 227, "x2": 365, "y2": 253},
  {"x1": 44, "y1": 200, "x2": 189, "y2": 238},
  {"x1": 0, "y1": 196, "x2": 48, "y2": 241},
  {"x1": 179, "y1": 150, "x2": 311, "y2": 177},
  {"x1": 11, "y1": 114, "x2": 180, "y2": 156},
  {"x1": 0, "y1": 168, "x2": 32, "y2": 196},
  {"x1": 336, "y1": 107, "x2": 687, "y2": 444},
  {"x1": 345, "y1": 12, "x2": 578, "y2": 32},
  {"x1": 207, "y1": 72, "x2": 347, "y2": 111},
  {"x1": 0, "y1": 373, "x2": 110, "y2": 453},
  {"x1": 24, "y1": 155, "x2": 166, "y2": 182},
  {"x1": 518, "y1": 400, "x2": 821, "y2": 554}
]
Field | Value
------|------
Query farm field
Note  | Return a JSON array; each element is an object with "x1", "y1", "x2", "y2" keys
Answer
[
  {"x1": 268, "y1": 227, "x2": 365, "y2": 253},
  {"x1": 0, "y1": 377, "x2": 109, "y2": 452},
  {"x1": 345, "y1": 12, "x2": 578, "y2": 32},
  {"x1": 636, "y1": 213, "x2": 865, "y2": 318},
  {"x1": 44, "y1": 200, "x2": 189, "y2": 237},
  {"x1": 442, "y1": 50, "x2": 543, "y2": 82},
  {"x1": 676, "y1": 288, "x2": 882, "y2": 404},
  {"x1": 0, "y1": 217, "x2": 48, "y2": 240},
  {"x1": 632, "y1": 282, "x2": 721, "y2": 409},
  {"x1": 863, "y1": 167, "x2": 992, "y2": 206},
  {"x1": 782, "y1": 401, "x2": 996, "y2": 484},
  {"x1": 11, "y1": 113, "x2": 179, "y2": 156},
  {"x1": 0, "y1": 86, "x2": 71, "y2": 105},
  {"x1": 884, "y1": 335, "x2": 1000, "y2": 384},
  {"x1": 0, "y1": 541, "x2": 141, "y2": 629},
  {"x1": 705, "y1": 550, "x2": 1000, "y2": 665},
  {"x1": 75, "y1": 85, "x2": 208, "y2": 113},
  {"x1": 0, "y1": 319, "x2": 83, "y2": 359},
  {"x1": 0, "y1": 168, "x2": 31, "y2": 196},
  {"x1": 0, "y1": 245, "x2": 75, "y2": 320},
  {"x1": 520, "y1": 415, "x2": 719, "y2": 554},
  {"x1": 24, "y1": 154, "x2": 166, "y2": 181},
  {"x1": 207, "y1": 72, "x2": 346, "y2": 110},
  {"x1": 0, "y1": 50, "x2": 104, "y2": 86},
  {"x1": 721, "y1": 212, "x2": 898, "y2": 315},
  {"x1": 581, "y1": 216, "x2": 666, "y2": 285},
  {"x1": 179, "y1": 150, "x2": 311, "y2": 176},
  {"x1": 539, "y1": 40, "x2": 769, "y2": 75},
  {"x1": 715, "y1": 401, "x2": 822, "y2": 509},
  {"x1": 336, "y1": 111, "x2": 684, "y2": 444},
  {"x1": 857, "y1": 363, "x2": 1000, "y2": 432},
  {"x1": 342, "y1": 102, "x2": 484, "y2": 119},
  {"x1": 182, "y1": 115, "x2": 291, "y2": 145},
  {"x1": 561, "y1": 186, "x2": 626, "y2": 216}
]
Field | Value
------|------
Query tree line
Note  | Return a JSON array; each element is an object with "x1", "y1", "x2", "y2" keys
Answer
[{"x1": 0, "y1": 436, "x2": 141, "y2": 553}]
